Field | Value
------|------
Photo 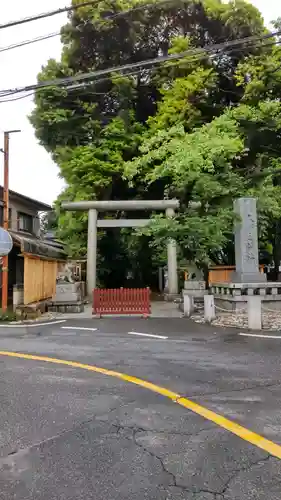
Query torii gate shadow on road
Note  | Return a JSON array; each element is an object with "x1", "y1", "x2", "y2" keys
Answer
[{"x1": 61, "y1": 199, "x2": 179, "y2": 298}]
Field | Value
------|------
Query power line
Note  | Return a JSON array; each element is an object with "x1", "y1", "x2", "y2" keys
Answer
[
  {"x1": 0, "y1": 92, "x2": 35, "y2": 103},
  {"x1": 0, "y1": 88, "x2": 108, "y2": 103},
  {"x1": 0, "y1": 33, "x2": 59, "y2": 53},
  {"x1": 0, "y1": 29, "x2": 279, "y2": 98},
  {"x1": 0, "y1": 0, "x2": 181, "y2": 54},
  {"x1": 0, "y1": 37, "x2": 278, "y2": 105},
  {"x1": 0, "y1": 68, "x2": 147, "y2": 103},
  {"x1": 1, "y1": 0, "x2": 278, "y2": 58},
  {"x1": 0, "y1": 40, "x2": 277, "y2": 102},
  {"x1": 0, "y1": 1, "x2": 101, "y2": 31},
  {"x1": 0, "y1": 0, "x2": 180, "y2": 33}
]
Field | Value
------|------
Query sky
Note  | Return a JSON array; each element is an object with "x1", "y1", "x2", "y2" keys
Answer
[
  {"x1": 0, "y1": 1, "x2": 280, "y2": 205},
  {"x1": 0, "y1": 0, "x2": 69, "y2": 205}
]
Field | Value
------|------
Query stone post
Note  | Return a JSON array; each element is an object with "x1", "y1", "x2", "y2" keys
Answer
[
  {"x1": 183, "y1": 293, "x2": 194, "y2": 317},
  {"x1": 87, "y1": 208, "x2": 98, "y2": 297},
  {"x1": 248, "y1": 296, "x2": 262, "y2": 330},
  {"x1": 166, "y1": 208, "x2": 178, "y2": 295},
  {"x1": 204, "y1": 295, "x2": 215, "y2": 322},
  {"x1": 232, "y1": 198, "x2": 266, "y2": 283},
  {"x1": 158, "y1": 267, "x2": 164, "y2": 292}
]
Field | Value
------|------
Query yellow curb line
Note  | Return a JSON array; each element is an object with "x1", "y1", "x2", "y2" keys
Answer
[{"x1": 1, "y1": 350, "x2": 281, "y2": 460}]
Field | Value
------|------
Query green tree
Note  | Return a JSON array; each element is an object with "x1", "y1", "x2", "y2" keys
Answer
[{"x1": 30, "y1": 0, "x2": 269, "y2": 284}]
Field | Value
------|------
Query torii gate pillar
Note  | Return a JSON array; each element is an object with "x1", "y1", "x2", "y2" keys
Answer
[
  {"x1": 87, "y1": 208, "x2": 98, "y2": 292},
  {"x1": 166, "y1": 207, "x2": 178, "y2": 296}
]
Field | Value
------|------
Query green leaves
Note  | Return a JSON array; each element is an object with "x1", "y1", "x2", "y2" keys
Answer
[
  {"x1": 236, "y1": 45, "x2": 281, "y2": 103},
  {"x1": 126, "y1": 111, "x2": 245, "y2": 198},
  {"x1": 148, "y1": 68, "x2": 217, "y2": 131},
  {"x1": 138, "y1": 208, "x2": 233, "y2": 265}
]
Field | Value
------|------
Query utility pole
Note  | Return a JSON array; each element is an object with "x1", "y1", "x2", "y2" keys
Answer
[{"x1": 1, "y1": 130, "x2": 20, "y2": 311}]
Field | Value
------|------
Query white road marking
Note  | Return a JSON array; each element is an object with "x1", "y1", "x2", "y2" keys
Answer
[
  {"x1": 128, "y1": 331, "x2": 168, "y2": 339},
  {"x1": 0, "y1": 320, "x2": 66, "y2": 328},
  {"x1": 239, "y1": 332, "x2": 281, "y2": 339},
  {"x1": 61, "y1": 326, "x2": 98, "y2": 332}
]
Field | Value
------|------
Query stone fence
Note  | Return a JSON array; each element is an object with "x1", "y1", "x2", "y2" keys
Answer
[{"x1": 209, "y1": 283, "x2": 281, "y2": 312}]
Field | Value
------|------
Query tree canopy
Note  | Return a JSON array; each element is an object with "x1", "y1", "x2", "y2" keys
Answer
[{"x1": 30, "y1": 0, "x2": 281, "y2": 285}]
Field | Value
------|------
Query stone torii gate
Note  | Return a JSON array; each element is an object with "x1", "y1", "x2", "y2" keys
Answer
[{"x1": 61, "y1": 199, "x2": 179, "y2": 297}]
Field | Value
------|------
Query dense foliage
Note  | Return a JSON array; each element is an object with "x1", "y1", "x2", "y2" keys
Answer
[{"x1": 31, "y1": 0, "x2": 281, "y2": 285}]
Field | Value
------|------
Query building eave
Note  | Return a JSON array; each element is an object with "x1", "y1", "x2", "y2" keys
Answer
[
  {"x1": 0, "y1": 186, "x2": 52, "y2": 212},
  {"x1": 9, "y1": 231, "x2": 67, "y2": 261}
]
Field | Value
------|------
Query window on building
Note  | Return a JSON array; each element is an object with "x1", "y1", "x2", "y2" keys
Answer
[{"x1": 18, "y1": 212, "x2": 33, "y2": 233}]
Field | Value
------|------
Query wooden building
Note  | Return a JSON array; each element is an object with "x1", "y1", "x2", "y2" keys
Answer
[{"x1": 0, "y1": 187, "x2": 66, "y2": 308}]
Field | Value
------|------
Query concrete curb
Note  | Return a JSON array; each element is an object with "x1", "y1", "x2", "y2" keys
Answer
[{"x1": 0, "y1": 320, "x2": 66, "y2": 328}]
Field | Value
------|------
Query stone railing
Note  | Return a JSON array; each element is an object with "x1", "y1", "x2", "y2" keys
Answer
[
  {"x1": 210, "y1": 282, "x2": 281, "y2": 312},
  {"x1": 210, "y1": 282, "x2": 281, "y2": 297}
]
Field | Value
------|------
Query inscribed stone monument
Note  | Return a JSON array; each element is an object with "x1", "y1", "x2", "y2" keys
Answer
[{"x1": 231, "y1": 197, "x2": 266, "y2": 283}]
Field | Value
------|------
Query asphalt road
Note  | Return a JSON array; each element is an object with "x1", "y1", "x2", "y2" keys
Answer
[{"x1": 1, "y1": 317, "x2": 281, "y2": 499}]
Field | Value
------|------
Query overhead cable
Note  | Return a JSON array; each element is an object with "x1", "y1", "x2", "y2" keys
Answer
[
  {"x1": 0, "y1": 29, "x2": 279, "y2": 98},
  {"x1": 0, "y1": 37, "x2": 278, "y2": 102},
  {"x1": 0, "y1": 38, "x2": 278, "y2": 102},
  {"x1": 0, "y1": 1, "x2": 101, "y2": 30},
  {"x1": 0, "y1": 68, "x2": 147, "y2": 102},
  {"x1": 0, "y1": 0, "x2": 182, "y2": 32},
  {"x1": 0, "y1": 0, "x2": 183, "y2": 53},
  {"x1": 0, "y1": 33, "x2": 59, "y2": 53},
  {"x1": 0, "y1": 38, "x2": 278, "y2": 104}
]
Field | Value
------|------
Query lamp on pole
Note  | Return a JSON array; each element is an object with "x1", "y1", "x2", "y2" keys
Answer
[{"x1": 1, "y1": 130, "x2": 21, "y2": 311}]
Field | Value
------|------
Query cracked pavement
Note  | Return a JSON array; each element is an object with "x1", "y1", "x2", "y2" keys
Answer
[{"x1": 1, "y1": 317, "x2": 281, "y2": 499}]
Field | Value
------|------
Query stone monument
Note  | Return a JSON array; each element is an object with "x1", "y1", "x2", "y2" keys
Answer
[
  {"x1": 231, "y1": 198, "x2": 266, "y2": 283},
  {"x1": 210, "y1": 197, "x2": 281, "y2": 311}
]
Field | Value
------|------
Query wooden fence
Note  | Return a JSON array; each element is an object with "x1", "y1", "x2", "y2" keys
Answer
[
  {"x1": 24, "y1": 255, "x2": 57, "y2": 305},
  {"x1": 208, "y1": 265, "x2": 264, "y2": 285}
]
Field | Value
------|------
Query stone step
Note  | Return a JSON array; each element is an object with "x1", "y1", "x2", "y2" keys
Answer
[{"x1": 48, "y1": 302, "x2": 85, "y2": 314}]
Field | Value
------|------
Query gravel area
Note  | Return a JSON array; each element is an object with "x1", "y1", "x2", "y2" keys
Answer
[{"x1": 191, "y1": 310, "x2": 281, "y2": 330}]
